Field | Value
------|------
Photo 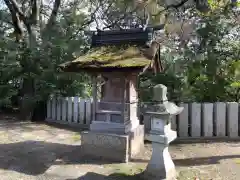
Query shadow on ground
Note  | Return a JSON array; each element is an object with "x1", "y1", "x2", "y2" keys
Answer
[
  {"x1": 0, "y1": 120, "x2": 34, "y2": 130},
  {"x1": 174, "y1": 155, "x2": 240, "y2": 166},
  {"x1": 133, "y1": 154, "x2": 240, "y2": 166},
  {"x1": 1, "y1": 140, "x2": 240, "y2": 176},
  {"x1": 66, "y1": 172, "x2": 144, "y2": 180},
  {"x1": 0, "y1": 119, "x2": 85, "y2": 133},
  {"x1": 0, "y1": 140, "x2": 118, "y2": 176},
  {"x1": 44, "y1": 121, "x2": 88, "y2": 132}
]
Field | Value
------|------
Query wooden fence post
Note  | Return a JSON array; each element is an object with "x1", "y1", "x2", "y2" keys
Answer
[
  {"x1": 178, "y1": 103, "x2": 189, "y2": 137},
  {"x1": 215, "y1": 102, "x2": 227, "y2": 137},
  {"x1": 56, "y1": 97, "x2": 61, "y2": 121},
  {"x1": 73, "y1": 97, "x2": 79, "y2": 123},
  {"x1": 203, "y1": 103, "x2": 214, "y2": 137},
  {"x1": 191, "y1": 103, "x2": 201, "y2": 137},
  {"x1": 227, "y1": 102, "x2": 239, "y2": 137},
  {"x1": 61, "y1": 98, "x2": 67, "y2": 122},
  {"x1": 47, "y1": 98, "x2": 51, "y2": 119},
  {"x1": 171, "y1": 115, "x2": 177, "y2": 131},
  {"x1": 85, "y1": 99, "x2": 92, "y2": 125},
  {"x1": 79, "y1": 98, "x2": 85, "y2": 124},
  {"x1": 67, "y1": 97, "x2": 73, "y2": 122},
  {"x1": 52, "y1": 97, "x2": 56, "y2": 120}
]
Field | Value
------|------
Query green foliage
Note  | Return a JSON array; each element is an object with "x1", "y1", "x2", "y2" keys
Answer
[
  {"x1": 0, "y1": 3, "x2": 92, "y2": 111},
  {"x1": 185, "y1": 10, "x2": 240, "y2": 102},
  {"x1": 140, "y1": 7, "x2": 240, "y2": 102},
  {"x1": 139, "y1": 72, "x2": 184, "y2": 102},
  {"x1": 0, "y1": 0, "x2": 239, "y2": 113},
  {"x1": 0, "y1": 35, "x2": 21, "y2": 107}
]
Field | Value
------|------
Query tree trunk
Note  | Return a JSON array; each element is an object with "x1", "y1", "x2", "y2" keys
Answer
[
  {"x1": 19, "y1": 23, "x2": 40, "y2": 120},
  {"x1": 4, "y1": 0, "x2": 61, "y2": 120},
  {"x1": 19, "y1": 72, "x2": 36, "y2": 120}
]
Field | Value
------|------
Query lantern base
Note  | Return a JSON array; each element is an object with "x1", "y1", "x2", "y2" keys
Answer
[{"x1": 143, "y1": 143, "x2": 176, "y2": 180}]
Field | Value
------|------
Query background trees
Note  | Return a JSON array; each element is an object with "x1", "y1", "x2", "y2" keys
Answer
[{"x1": 0, "y1": 0, "x2": 239, "y2": 119}]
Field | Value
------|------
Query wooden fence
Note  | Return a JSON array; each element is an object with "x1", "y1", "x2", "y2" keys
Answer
[
  {"x1": 46, "y1": 97, "x2": 240, "y2": 138},
  {"x1": 46, "y1": 97, "x2": 92, "y2": 128}
]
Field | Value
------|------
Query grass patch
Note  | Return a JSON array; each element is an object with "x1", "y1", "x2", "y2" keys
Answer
[
  {"x1": 72, "y1": 133, "x2": 81, "y2": 142},
  {"x1": 177, "y1": 169, "x2": 201, "y2": 180},
  {"x1": 234, "y1": 158, "x2": 240, "y2": 165},
  {"x1": 106, "y1": 164, "x2": 204, "y2": 180},
  {"x1": 104, "y1": 163, "x2": 146, "y2": 176}
]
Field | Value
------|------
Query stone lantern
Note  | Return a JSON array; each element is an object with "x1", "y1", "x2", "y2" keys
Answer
[
  {"x1": 143, "y1": 84, "x2": 183, "y2": 180},
  {"x1": 59, "y1": 28, "x2": 164, "y2": 163}
]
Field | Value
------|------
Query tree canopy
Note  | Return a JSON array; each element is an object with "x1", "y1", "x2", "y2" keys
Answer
[{"x1": 0, "y1": 0, "x2": 239, "y2": 119}]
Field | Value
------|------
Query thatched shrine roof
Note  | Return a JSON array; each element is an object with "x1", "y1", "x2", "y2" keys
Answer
[
  {"x1": 60, "y1": 28, "x2": 163, "y2": 73},
  {"x1": 60, "y1": 45, "x2": 156, "y2": 72}
]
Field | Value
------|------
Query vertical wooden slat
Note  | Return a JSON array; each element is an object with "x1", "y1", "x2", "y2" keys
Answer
[
  {"x1": 144, "y1": 115, "x2": 151, "y2": 133},
  {"x1": 67, "y1": 97, "x2": 73, "y2": 122},
  {"x1": 106, "y1": 114, "x2": 111, "y2": 122},
  {"x1": 79, "y1": 98, "x2": 85, "y2": 125},
  {"x1": 171, "y1": 115, "x2": 177, "y2": 131},
  {"x1": 203, "y1": 103, "x2": 213, "y2": 137},
  {"x1": 73, "y1": 97, "x2": 79, "y2": 123},
  {"x1": 56, "y1": 97, "x2": 61, "y2": 121},
  {"x1": 190, "y1": 103, "x2": 201, "y2": 137},
  {"x1": 47, "y1": 98, "x2": 51, "y2": 119},
  {"x1": 215, "y1": 102, "x2": 226, "y2": 137},
  {"x1": 92, "y1": 76, "x2": 97, "y2": 122},
  {"x1": 51, "y1": 97, "x2": 56, "y2": 120},
  {"x1": 121, "y1": 78, "x2": 126, "y2": 124},
  {"x1": 85, "y1": 99, "x2": 92, "y2": 125},
  {"x1": 61, "y1": 97, "x2": 67, "y2": 122},
  {"x1": 227, "y1": 102, "x2": 239, "y2": 137},
  {"x1": 178, "y1": 103, "x2": 189, "y2": 137}
]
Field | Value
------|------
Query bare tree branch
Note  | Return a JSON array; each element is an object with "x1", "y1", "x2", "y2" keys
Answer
[
  {"x1": 3, "y1": 0, "x2": 26, "y2": 41},
  {"x1": 152, "y1": 0, "x2": 190, "y2": 17},
  {"x1": 68, "y1": 4, "x2": 102, "y2": 40},
  {"x1": 8, "y1": 0, "x2": 25, "y2": 18},
  {"x1": 45, "y1": 0, "x2": 61, "y2": 29},
  {"x1": 29, "y1": 0, "x2": 40, "y2": 24},
  {"x1": 100, "y1": 0, "x2": 154, "y2": 30},
  {"x1": 102, "y1": 6, "x2": 140, "y2": 30},
  {"x1": 143, "y1": 11, "x2": 150, "y2": 30}
]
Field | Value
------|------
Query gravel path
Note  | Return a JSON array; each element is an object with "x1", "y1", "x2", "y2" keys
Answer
[{"x1": 0, "y1": 115, "x2": 240, "y2": 180}]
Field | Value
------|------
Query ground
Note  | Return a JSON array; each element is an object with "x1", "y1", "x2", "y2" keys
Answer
[{"x1": 0, "y1": 115, "x2": 240, "y2": 180}]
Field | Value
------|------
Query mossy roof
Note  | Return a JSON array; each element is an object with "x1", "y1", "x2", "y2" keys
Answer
[{"x1": 60, "y1": 45, "x2": 152, "y2": 70}]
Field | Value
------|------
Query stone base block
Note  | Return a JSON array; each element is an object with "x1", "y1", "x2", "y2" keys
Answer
[
  {"x1": 81, "y1": 131, "x2": 129, "y2": 162},
  {"x1": 90, "y1": 122, "x2": 127, "y2": 134},
  {"x1": 81, "y1": 125, "x2": 144, "y2": 163}
]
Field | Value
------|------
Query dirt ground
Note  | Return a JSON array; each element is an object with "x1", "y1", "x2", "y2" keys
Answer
[{"x1": 0, "y1": 115, "x2": 240, "y2": 180}]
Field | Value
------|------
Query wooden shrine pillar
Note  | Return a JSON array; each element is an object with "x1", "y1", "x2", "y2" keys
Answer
[
  {"x1": 90, "y1": 72, "x2": 140, "y2": 134},
  {"x1": 92, "y1": 75, "x2": 97, "y2": 122}
]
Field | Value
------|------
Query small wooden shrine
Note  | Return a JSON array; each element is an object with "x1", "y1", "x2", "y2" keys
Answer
[{"x1": 60, "y1": 28, "x2": 163, "y2": 162}]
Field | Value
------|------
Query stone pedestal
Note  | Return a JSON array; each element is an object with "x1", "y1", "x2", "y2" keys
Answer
[
  {"x1": 81, "y1": 125, "x2": 144, "y2": 162},
  {"x1": 143, "y1": 84, "x2": 183, "y2": 180}
]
